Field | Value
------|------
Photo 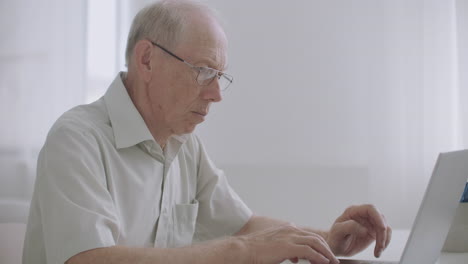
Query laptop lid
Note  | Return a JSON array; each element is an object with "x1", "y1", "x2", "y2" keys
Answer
[
  {"x1": 338, "y1": 150, "x2": 468, "y2": 264},
  {"x1": 399, "y1": 149, "x2": 468, "y2": 264}
]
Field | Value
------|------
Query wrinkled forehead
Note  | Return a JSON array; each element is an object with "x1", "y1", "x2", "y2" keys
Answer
[{"x1": 175, "y1": 13, "x2": 228, "y2": 70}]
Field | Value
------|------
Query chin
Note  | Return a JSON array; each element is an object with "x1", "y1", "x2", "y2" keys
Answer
[
  {"x1": 177, "y1": 124, "x2": 197, "y2": 135},
  {"x1": 186, "y1": 125, "x2": 197, "y2": 133}
]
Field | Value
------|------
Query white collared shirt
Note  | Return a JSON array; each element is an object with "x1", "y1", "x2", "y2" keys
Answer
[{"x1": 22, "y1": 73, "x2": 252, "y2": 264}]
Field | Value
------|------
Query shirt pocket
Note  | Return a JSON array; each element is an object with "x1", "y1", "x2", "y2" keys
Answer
[{"x1": 171, "y1": 199, "x2": 199, "y2": 247}]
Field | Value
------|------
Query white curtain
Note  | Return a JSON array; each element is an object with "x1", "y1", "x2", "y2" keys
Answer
[
  {"x1": 85, "y1": 0, "x2": 150, "y2": 104},
  {"x1": 0, "y1": 0, "x2": 86, "y2": 209},
  {"x1": 366, "y1": 0, "x2": 465, "y2": 227},
  {"x1": 457, "y1": 0, "x2": 468, "y2": 149}
]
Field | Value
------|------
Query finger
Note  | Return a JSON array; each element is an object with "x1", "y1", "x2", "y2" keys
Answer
[
  {"x1": 333, "y1": 220, "x2": 373, "y2": 256},
  {"x1": 295, "y1": 229, "x2": 330, "y2": 247},
  {"x1": 289, "y1": 257, "x2": 299, "y2": 263},
  {"x1": 290, "y1": 245, "x2": 333, "y2": 264},
  {"x1": 282, "y1": 226, "x2": 331, "y2": 251},
  {"x1": 374, "y1": 228, "x2": 387, "y2": 257},
  {"x1": 374, "y1": 222, "x2": 387, "y2": 258},
  {"x1": 385, "y1": 226, "x2": 392, "y2": 249},
  {"x1": 294, "y1": 236, "x2": 339, "y2": 264},
  {"x1": 375, "y1": 214, "x2": 389, "y2": 257},
  {"x1": 348, "y1": 205, "x2": 387, "y2": 257},
  {"x1": 364, "y1": 206, "x2": 387, "y2": 246}
]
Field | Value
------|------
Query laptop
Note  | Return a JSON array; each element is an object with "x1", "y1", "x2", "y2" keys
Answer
[{"x1": 338, "y1": 150, "x2": 468, "y2": 264}]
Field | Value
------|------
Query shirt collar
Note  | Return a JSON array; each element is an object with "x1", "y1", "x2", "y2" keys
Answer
[
  {"x1": 104, "y1": 72, "x2": 153, "y2": 149},
  {"x1": 104, "y1": 72, "x2": 190, "y2": 149}
]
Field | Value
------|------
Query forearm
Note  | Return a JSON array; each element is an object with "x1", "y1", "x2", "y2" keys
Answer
[{"x1": 66, "y1": 237, "x2": 248, "y2": 264}]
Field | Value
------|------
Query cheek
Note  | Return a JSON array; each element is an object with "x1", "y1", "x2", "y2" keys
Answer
[
  {"x1": 151, "y1": 70, "x2": 201, "y2": 119},
  {"x1": 169, "y1": 84, "x2": 200, "y2": 112}
]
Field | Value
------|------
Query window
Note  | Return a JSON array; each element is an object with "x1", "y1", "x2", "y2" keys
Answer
[{"x1": 86, "y1": 0, "x2": 121, "y2": 103}]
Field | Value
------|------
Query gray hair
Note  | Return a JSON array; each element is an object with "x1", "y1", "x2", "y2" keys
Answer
[{"x1": 125, "y1": 0, "x2": 221, "y2": 67}]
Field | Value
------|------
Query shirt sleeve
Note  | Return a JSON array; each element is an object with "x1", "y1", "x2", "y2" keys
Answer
[
  {"x1": 193, "y1": 136, "x2": 253, "y2": 242},
  {"x1": 34, "y1": 124, "x2": 120, "y2": 264}
]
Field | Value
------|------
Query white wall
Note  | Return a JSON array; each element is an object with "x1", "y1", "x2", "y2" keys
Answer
[
  {"x1": 194, "y1": 0, "x2": 461, "y2": 229},
  {"x1": 198, "y1": 0, "x2": 387, "y2": 229}
]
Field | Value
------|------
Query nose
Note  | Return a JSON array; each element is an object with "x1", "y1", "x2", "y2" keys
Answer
[{"x1": 201, "y1": 78, "x2": 222, "y2": 102}]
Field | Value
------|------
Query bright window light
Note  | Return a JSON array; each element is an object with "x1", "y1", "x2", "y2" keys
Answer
[{"x1": 86, "y1": 0, "x2": 118, "y2": 103}]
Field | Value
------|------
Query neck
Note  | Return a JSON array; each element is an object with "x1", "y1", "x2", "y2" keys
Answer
[{"x1": 123, "y1": 73, "x2": 170, "y2": 150}]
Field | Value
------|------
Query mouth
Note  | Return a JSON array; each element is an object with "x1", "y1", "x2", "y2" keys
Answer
[{"x1": 191, "y1": 111, "x2": 207, "y2": 117}]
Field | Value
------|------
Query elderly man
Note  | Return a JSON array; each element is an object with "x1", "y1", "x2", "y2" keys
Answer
[{"x1": 23, "y1": 1, "x2": 391, "y2": 264}]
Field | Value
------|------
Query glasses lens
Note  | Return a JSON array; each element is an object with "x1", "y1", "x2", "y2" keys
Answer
[
  {"x1": 196, "y1": 67, "x2": 233, "y2": 91},
  {"x1": 197, "y1": 68, "x2": 216, "y2": 84}
]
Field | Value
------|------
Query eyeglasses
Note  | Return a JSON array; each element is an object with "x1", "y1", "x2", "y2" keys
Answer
[{"x1": 149, "y1": 40, "x2": 233, "y2": 91}]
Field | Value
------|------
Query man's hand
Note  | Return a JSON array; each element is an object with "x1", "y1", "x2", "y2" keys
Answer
[
  {"x1": 239, "y1": 224, "x2": 340, "y2": 264},
  {"x1": 326, "y1": 204, "x2": 392, "y2": 258}
]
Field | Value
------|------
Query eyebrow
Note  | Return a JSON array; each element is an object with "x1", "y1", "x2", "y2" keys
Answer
[
  {"x1": 193, "y1": 48, "x2": 227, "y2": 71},
  {"x1": 195, "y1": 58, "x2": 226, "y2": 72}
]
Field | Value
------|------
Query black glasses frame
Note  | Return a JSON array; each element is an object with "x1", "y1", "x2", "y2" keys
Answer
[{"x1": 148, "y1": 40, "x2": 233, "y2": 90}]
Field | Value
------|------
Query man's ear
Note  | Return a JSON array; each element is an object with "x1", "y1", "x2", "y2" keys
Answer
[{"x1": 133, "y1": 40, "x2": 154, "y2": 82}]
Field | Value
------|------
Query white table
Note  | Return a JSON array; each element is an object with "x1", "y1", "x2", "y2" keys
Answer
[{"x1": 285, "y1": 230, "x2": 468, "y2": 264}]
